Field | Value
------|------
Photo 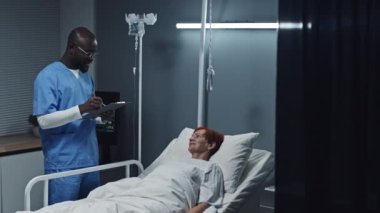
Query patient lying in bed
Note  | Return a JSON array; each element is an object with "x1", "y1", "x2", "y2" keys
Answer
[{"x1": 22, "y1": 127, "x2": 225, "y2": 213}]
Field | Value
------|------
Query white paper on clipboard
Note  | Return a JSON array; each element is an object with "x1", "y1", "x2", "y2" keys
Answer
[{"x1": 82, "y1": 101, "x2": 127, "y2": 119}]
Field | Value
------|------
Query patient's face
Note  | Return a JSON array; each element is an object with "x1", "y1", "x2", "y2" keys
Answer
[{"x1": 188, "y1": 129, "x2": 210, "y2": 154}]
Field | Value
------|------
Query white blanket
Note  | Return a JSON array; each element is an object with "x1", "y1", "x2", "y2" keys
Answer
[{"x1": 21, "y1": 158, "x2": 223, "y2": 213}]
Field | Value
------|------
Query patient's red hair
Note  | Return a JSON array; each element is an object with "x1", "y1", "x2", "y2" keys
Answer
[{"x1": 194, "y1": 127, "x2": 224, "y2": 157}]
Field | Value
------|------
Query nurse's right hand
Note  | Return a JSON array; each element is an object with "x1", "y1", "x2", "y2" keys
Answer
[{"x1": 79, "y1": 96, "x2": 103, "y2": 114}]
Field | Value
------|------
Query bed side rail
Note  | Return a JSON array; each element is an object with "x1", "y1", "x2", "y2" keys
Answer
[{"x1": 24, "y1": 160, "x2": 144, "y2": 211}]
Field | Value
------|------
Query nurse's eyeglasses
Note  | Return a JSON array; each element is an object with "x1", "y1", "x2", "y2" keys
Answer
[{"x1": 76, "y1": 46, "x2": 98, "y2": 58}]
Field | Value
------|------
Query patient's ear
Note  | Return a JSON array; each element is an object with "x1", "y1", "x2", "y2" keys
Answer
[{"x1": 207, "y1": 141, "x2": 216, "y2": 150}]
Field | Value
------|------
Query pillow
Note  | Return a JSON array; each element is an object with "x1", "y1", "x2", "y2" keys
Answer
[
  {"x1": 167, "y1": 127, "x2": 259, "y2": 193},
  {"x1": 210, "y1": 132, "x2": 259, "y2": 193},
  {"x1": 140, "y1": 129, "x2": 193, "y2": 178},
  {"x1": 165, "y1": 128, "x2": 193, "y2": 159},
  {"x1": 221, "y1": 148, "x2": 274, "y2": 212}
]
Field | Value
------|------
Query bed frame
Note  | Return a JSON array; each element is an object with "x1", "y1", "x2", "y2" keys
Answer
[
  {"x1": 23, "y1": 153, "x2": 273, "y2": 212},
  {"x1": 23, "y1": 147, "x2": 273, "y2": 213},
  {"x1": 23, "y1": 160, "x2": 143, "y2": 211}
]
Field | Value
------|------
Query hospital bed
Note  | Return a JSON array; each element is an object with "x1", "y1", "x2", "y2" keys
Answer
[{"x1": 21, "y1": 127, "x2": 274, "y2": 213}]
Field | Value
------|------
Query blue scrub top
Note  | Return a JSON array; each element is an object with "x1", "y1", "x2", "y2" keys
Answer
[{"x1": 33, "y1": 61, "x2": 99, "y2": 170}]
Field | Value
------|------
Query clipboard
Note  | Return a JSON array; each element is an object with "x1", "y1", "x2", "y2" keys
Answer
[{"x1": 82, "y1": 101, "x2": 128, "y2": 119}]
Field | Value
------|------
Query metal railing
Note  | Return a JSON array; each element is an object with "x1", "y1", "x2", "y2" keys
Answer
[{"x1": 24, "y1": 160, "x2": 144, "y2": 211}]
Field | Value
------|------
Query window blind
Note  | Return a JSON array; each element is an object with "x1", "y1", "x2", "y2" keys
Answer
[{"x1": 0, "y1": 0, "x2": 60, "y2": 136}]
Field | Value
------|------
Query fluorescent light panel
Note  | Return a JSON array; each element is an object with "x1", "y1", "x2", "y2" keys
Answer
[{"x1": 176, "y1": 23, "x2": 279, "y2": 29}]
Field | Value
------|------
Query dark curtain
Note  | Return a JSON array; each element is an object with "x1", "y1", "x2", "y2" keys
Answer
[{"x1": 276, "y1": 0, "x2": 380, "y2": 213}]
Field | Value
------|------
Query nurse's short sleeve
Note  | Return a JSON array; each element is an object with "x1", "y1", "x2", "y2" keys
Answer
[
  {"x1": 33, "y1": 69, "x2": 59, "y2": 115},
  {"x1": 198, "y1": 163, "x2": 224, "y2": 208}
]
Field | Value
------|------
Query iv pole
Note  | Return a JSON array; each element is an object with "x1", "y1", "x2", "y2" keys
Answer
[
  {"x1": 125, "y1": 13, "x2": 157, "y2": 162},
  {"x1": 197, "y1": 0, "x2": 208, "y2": 126}
]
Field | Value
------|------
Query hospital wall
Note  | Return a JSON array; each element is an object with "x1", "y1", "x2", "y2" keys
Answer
[
  {"x1": 59, "y1": 0, "x2": 96, "y2": 82},
  {"x1": 94, "y1": 0, "x2": 278, "y2": 167},
  {"x1": 0, "y1": 0, "x2": 277, "y2": 211},
  {"x1": 0, "y1": 0, "x2": 277, "y2": 169}
]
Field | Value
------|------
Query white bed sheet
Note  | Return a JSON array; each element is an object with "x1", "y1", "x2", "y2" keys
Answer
[{"x1": 20, "y1": 158, "x2": 224, "y2": 213}]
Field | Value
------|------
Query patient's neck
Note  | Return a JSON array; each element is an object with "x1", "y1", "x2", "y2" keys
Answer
[{"x1": 191, "y1": 153, "x2": 210, "y2": 161}]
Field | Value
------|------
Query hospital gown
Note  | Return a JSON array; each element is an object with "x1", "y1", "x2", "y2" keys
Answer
[{"x1": 22, "y1": 158, "x2": 224, "y2": 213}]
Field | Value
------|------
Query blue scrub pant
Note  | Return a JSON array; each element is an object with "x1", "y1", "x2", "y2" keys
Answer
[{"x1": 46, "y1": 169, "x2": 100, "y2": 205}]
